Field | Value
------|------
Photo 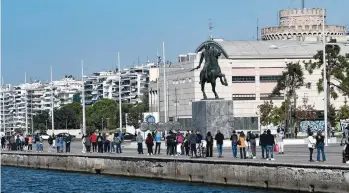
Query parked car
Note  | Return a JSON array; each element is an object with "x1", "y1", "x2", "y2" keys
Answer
[
  {"x1": 122, "y1": 132, "x2": 136, "y2": 141},
  {"x1": 37, "y1": 133, "x2": 50, "y2": 140},
  {"x1": 56, "y1": 133, "x2": 76, "y2": 139}
]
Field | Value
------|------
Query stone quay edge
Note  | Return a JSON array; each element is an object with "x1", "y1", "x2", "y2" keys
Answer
[{"x1": 1, "y1": 152, "x2": 349, "y2": 193}]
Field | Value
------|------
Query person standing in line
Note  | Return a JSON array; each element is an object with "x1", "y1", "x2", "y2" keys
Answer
[
  {"x1": 47, "y1": 135, "x2": 53, "y2": 152},
  {"x1": 90, "y1": 132, "x2": 97, "y2": 152},
  {"x1": 15, "y1": 135, "x2": 21, "y2": 151},
  {"x1": 265, "y1": 129, "x2": 275, "y2": 161},
  {"x1": 205, "y1": 132, "x2": 213, "y2": 157},
  {"x1": 184, "y1": 133, "x2": 190, "y2": 156},
  {"x1": 247, "y1": 131, "x2": 257, "y2": 159},
  {"x1": 97, "y1": 133, "x2": 103, "y2": 153},
  {"x1": 215, "y1": 130, "x2": 224, "y2": 158},
  {"x1": 238, "y1": 132, "x2": 246, "y2": 159},
  {"x1": 316, "y1": 131, "x2": 326, "y2": 162},
  {"x1": 81, "y1": 134, "x2": 86, "y2": 153},
  {"x1": 154, "y1": 131, "x2": 162, "y2": 155},
  {"x1": 28, "y1": 135, "x2": 33, "y2": 151},
  {"x1": 115, "y1": 133, "x2": 122, "y2": 154},
  {"x1": 84, "y1": 134, "x2": 91, "y2": 153},
  {"x1": 65, "y1": 135, "x2": 72, "y2": 153},
  {"x1": 176, "y1": 132, "x2": 184, "y2": 156},
  {"x1": 39, "y1": 136, "x2": 44, "y2": 152},
  {"x1": 1, "y1": 136, "x2": 6, "y2": 151},
  {"x1": 307, "y1": 131, "x2": 316, "y2": 162},
  {"x1": 136, "y1": 132, "x2": 144, "y2": 154},
  {"x1": 230, "y1": 130, "x2": 238, "y2": 158},
  {"x1": 19, "y1": 134, "x2": 25, "y2": 151},
  {"x1": 56, "y1": 135, "x2": 62, "y2": 153},
  {"x1": 259, "y1": 130, "x2": 267, "y2": 159},
  {"x1": 145, "y1": 133, "x2": 154, "y2": 155},
  {"x1": 35, "y1": 134, "x2": 41, "y2": 153},
  {"x1": 108, "y1": 133, "x2": 114, "y2": 153},
  {"x1": 276, "y1": 129, "x2": 285, "y2": 154},
  {"x1": 189, "y1": 130, "x2": 197, "y2": 158},
  {"x1": 24, "y1": 135, "x2": 29, "y2": 151}
]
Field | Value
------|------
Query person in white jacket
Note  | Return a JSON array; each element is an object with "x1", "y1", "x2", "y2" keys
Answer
[{"x1": 307, "y1": 131, "x2": 316, "y2": 162}]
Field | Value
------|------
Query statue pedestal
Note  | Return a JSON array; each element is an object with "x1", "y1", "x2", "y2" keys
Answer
[{"x1": 192, "y1": 99, "x2": 234, "y2": 138}]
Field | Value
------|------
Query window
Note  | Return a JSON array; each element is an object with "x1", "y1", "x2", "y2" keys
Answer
[
  {"x1": 260, "y1": 93, "x2": 284, "y2": 100},
  {"x1": 232, "y1": 76, "x2": 255, "y2": 83},
  {"x1": 232, "y1": 94, "x2": 256, "y2": 100},
  {"x1": 260, "y1": 76, "x2": 281, "y2": 82}
]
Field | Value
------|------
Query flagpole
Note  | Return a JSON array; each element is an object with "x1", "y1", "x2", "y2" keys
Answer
[
  {"x1": 51, "y1": 66, "x2": 54, "y2": 134},
  {"x1": 25, "y1": 72, "x2": 28, "y2": 134},
  {"x1": 156, "y1": 50, "x2": 159, "y2": 115},
  {"x1": 2, "y1": 77, "x2": 4, "y2": 134},
  {"x1": 118, "y1": 52, "x2": 122, "y2": 131},
  {"x1": 163, "y1": 42, "x2": 167, "y2": 123},
  {"x1": 81, "y1": 60, "x2": 86, "y2": 135}
]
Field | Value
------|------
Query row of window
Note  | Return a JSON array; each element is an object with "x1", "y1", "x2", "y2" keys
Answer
[
  {"x1": 232, "y1": 76, "x2": 281, "y2": 83},
  {"x1": 232, "y1": 93, "x2": 284, "y2": 101}
]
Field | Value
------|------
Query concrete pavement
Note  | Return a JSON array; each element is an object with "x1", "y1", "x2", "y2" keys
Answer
[{"x1": 4, "y1": 141, "x2": 347, "y2": 166}]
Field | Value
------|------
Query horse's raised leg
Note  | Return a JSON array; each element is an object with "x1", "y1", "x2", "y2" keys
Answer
[
  {"x1": 219, "y1": 74, "x2": 228, "y2": 86},
  {"x1": 201, "y1": 82, "x2": 207, "y2": 99},
  {"x1": 211, "y1": 80, "x2": 219, "y2": 99}
]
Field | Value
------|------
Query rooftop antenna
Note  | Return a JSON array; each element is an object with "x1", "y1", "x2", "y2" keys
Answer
[
  {"x1": 209, "y1": 19, "x2": 214, "y2": 40},
  {"x1": 256, "y1": 18, "x2": 259, "y2": 41}
]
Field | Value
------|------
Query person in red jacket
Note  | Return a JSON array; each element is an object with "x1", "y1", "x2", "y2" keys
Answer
[
  {"x1": 90, "y1": 133, "x2": 97, "y2": 152},
  {"x1": 145, "y1": 133, "x2": 154, "y2": 155}
]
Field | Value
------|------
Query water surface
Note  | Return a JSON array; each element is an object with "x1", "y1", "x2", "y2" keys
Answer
[{"x1": 1, "y1": 166, "x2": 280, "y2": 193}]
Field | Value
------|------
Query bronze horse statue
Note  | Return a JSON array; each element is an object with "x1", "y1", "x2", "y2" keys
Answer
[{"x1": 191, "y1": 44, "x2": 228, "y2": 99}]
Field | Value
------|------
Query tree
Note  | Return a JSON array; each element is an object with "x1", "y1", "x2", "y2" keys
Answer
[
  {"x1": 141, "y1": 87, "x2": 149, "y2": 112},
  {"x1": 271, "y1": 62, "x2": 305, "y2": 132},
  {"x1": 304, "y1": 39, "x2": 349, "y2": 98},
  {"x1": 86, "y1": 99, "x2": 119, "y2": 130},
  {"x1": 257, "y1": 100, "x2": 274, "y2": 126},
  {"x1": 337, "y1": 99, "x2": 349, "y2": 121},
  {"x1": 33, "y1": 110, "x2": 51, "y2": 131},
  {"x1": 127, "y1": 104, "x2": 145, "y2": 129},
  {"x1": 295, "y1": 96, "x2": 317, "y2": 121},
  {"x1": 270, "y1": 99, "x2": 290, "y2": 126}
]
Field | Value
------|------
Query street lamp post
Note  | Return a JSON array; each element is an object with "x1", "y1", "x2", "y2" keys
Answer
[
  {"x1": 81, "y1": 60, "x2": 86, "y2": 135},
  {"x1": 50, "y1": 66, "x2": 55, "y2": 135},
  {"x1": 322, "y1": 9, "x2": 329, "y2": 146}
]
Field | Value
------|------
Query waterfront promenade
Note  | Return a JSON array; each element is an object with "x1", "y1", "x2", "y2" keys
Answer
[{"x1": 2, "y1": 141, "x2": 346, "y2": 166}]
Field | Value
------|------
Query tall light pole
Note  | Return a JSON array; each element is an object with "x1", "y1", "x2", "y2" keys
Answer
[
  {"x1": 25, "y1": 72, "x2": 28, "y2": 134},
  {"x1": 163, "y1": 42, "x2": 167, "y2": 123},
  {"x1": 2, "y1": 77, "x2": 5, "y2": 134},
  {"x1": 118, "y1": 52, "x2": 122, "y2": 130},
  {"x1": 81, "y1": 60, "x2": 86, "y2": 135},
  {"x1": 322, "y1": 9, "x2": 328, "y2": 146},
  {"x1": 50, "y1": 66, "x2": 54, "y2": 134}
]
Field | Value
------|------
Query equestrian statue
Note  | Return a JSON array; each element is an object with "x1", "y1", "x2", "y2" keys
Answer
[{"x1": 191, "y1": 44, "x2": 228, "y2": 99}]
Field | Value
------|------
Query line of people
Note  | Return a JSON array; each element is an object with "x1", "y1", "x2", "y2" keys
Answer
[{"x1": 82, "y1": 132, "x2": 123, "y2": 154}]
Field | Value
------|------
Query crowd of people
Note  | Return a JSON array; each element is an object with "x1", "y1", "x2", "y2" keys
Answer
[
  {"x1": 0, "y1": 133, "x2": 72, "y2": 153},
  {"x1": 2, "y1": 126, "x2": 349, "y2": 164}
]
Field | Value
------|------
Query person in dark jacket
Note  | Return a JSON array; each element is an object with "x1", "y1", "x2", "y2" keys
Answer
[
  {"x1": 230, "y1": 130, "x2": 238, "y2": 158},
  {"x1": 97, "y1": 133, "x2": 103, "y2": 153},
  {"x1": 265, "y1": 129, "x2": 275, "y2": 160},
  {"x1": 145, "y1": 133, "x2": 154, "y2": 155},
  {"x1": 259, "y1": 130, "x2": 267, "y2": 159},
  {"x1": 316, "y1": 131, "x2": 326, "y2": 162},
  {"x1": 84, "y1": 134, "x2": 92, "y2": 153},
  {"x1": 205, "y1": 132, "x2": 213, "y2": 157},
  {"x1": 215, "y1": 130, "x2": 224, "y2": 158},
  {"x1": 47, "y1": 136, "x2": 53, "y2": 152},
  {"x1": 189, "y1": 130, "x2": 197, "y2": 158}
]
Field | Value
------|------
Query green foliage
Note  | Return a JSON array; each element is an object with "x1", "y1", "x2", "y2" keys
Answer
[
  {"x1": 304, "y1": 39, "x2": 349, "y2": 98},
  {"x1": 272, "y1": 62, "x2": 305, "y2": 97},
  {"x1": 337, "y1": 99, "x2": 349, "y2": 121},
  {"x1": 295, "y1": 99, "x2": 317, "y2": 121},
  {"x1": 127, "y1": 104, "x2": 146, "y2": 129},
  {"x1": 86, "y1": 99, "x2": 119, "y2": 130},
  {"x1": 54, "y1": 102, "x2": 82, "y2": 129},
  {"x1": 270, "y1": 99, "x2": 290, "y2": 125},
  {"x1": 328, "y1": 104, "x2": 337, "y2": 127},
  {"x1": 257, "y1": 101, "x2": 274, "y2": 126},
  {"x1": 141, "y1": 87, "x2": 149, "y2": 112},
  {"x1": 33, "y1": 110, "x2": 50, "y2": 131}
]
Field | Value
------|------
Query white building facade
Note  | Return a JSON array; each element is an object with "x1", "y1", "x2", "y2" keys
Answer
[{"x1": 149, "y1": 38, "x2": 349, "y2": 132}]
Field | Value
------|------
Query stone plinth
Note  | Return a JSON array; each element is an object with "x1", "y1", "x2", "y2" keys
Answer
[{"x1": 192, "y1": 99, "x2": 233, "y2": 138}]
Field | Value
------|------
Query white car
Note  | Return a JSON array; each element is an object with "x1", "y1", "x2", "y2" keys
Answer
[{"x1": 37, "y1": 133, "x2": 50, "y2": 140}]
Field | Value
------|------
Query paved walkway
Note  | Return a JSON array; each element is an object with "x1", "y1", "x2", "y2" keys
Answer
[{"x1": 3, "y1": 141, "x2": 348, "y2": 167}]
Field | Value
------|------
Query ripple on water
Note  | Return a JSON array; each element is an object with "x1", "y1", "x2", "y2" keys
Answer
[{"x1": 1, "y1": 167, "x2": 279, "y2": 193}]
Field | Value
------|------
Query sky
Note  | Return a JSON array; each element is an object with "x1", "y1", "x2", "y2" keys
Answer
[{"x1": 1, "y1": 0, "x2": 349, "y2": 84}]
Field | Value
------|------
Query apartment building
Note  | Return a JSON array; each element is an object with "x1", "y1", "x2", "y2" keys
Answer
[
  {"x1": 0, "y1": 77, "x2": 82, "y2": 134},
  {"x1": 84, "y1": 65, "x2": 151, "y2": 105}
]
